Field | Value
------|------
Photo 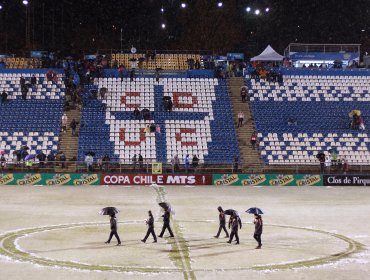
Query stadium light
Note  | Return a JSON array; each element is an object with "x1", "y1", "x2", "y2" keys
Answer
[
  {"x1": 22, "y1": 0, "x2": 29, "y2": 5},
  {"x1": 217, "y1": 2, "x2": 223, "y2": 8},
  {"x1": 160, "y1": 7, "x2": 164, "y2": 13},
  {"x1": 161, "y1": 23, "x2": 166, "y2": 29},
  {"x1": 246, "y1": 7, "x2": 251, "y2": 13},
  {"x1": 0, "y1": 5, "x2": 2, "y2": 10},
  {"x1": 181, "y1": 2, "x2": 186, "y2": 8},
  {"x1": 255, "y1": 9, "x2": 260, "y2": 15},
  {"x1": 265, "y1": 7, "x2": 270, "y2": 13}
]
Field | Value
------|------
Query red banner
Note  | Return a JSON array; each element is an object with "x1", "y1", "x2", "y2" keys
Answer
[{"x1": 101, "y1": 174, "x2": 212, "y2": 185}]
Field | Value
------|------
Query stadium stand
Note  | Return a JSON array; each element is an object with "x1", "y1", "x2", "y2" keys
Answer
[
  {"x1": 78, "y1": 77, "x2": 240, "y2": 164},
  {"x1": 0, "y1": 70, "x2": 65, "y2": 161},
  {"x1": 111, "y1": 53, "x2": 201, "y2": 70},
  {"x1": 246, "y1": 69, "x2": 370, "y2": 166}
]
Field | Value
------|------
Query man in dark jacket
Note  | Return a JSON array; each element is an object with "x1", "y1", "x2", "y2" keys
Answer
[
  {"x1": 253, "y1": 214, "x2": 263, "y2": 249},
  {"x1": 141, "y1": 210, "x2": 157, "y2": 243},
  {"x1": 158, "y1": 209, "x2": 174, "y2": 238},
  {"x1": 214, "y1": 206, "x2": 229, "y2": 238},
  {"x1": 70, "y1": 119, "x2": 78, "y2": 136},
  {"x1": 227, "y1": 214, "x2": 242, "y2": 245},
  {"x1": 105, "y1": 214, "x2": 121, "y2": 246},
  {"x1": 138, "y1": 154, "x2": 144, "y2": 170},
  {"x1": 37, "y1": 151, "x2": 47, "y2": 167},
  {"x1": 1, "y1": 90, "x2": 7, "y2": 103}
]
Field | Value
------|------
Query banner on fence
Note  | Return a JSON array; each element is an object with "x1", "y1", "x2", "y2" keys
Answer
[
  {"x1": 101, "y1": 174, "x2": 213, "y2": 185},
  {"x1": 213, "y1": 174, "x2": 322, "y2": 186},
  {"x1": 0, "y1": 173, "x2": 100, "y2": 186},
  {"x1": 323, "y1": 175, "x2": 370, "y2": 187}
]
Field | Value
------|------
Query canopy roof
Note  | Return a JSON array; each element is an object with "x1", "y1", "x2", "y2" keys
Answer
[{"x1": 251, "y1": 45, "x2": 284, "y2": 61}]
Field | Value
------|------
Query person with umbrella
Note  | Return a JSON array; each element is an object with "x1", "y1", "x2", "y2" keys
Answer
[
  {"x1": 0, "y1": 153, "x2": 6, "y2": 171},
  {"x1": 141, "y1": 210, "x2": 157, "y2": 243},
  {"x1": 158, "y1": 203, "x2": 174, "y2": 238},
  {"x1": 254, "y1": 214, "x2": 263, "y2": 249},
  {"x1": 227, "y1": 213, "x2": 242, "y2": 245},
  {"x1": 100, "y1": 207, "x2": 121, "y2": 246},
  {"x1": 214, "y1": 206, "x2": 229, "y2": 239},
  {"x1": 246, "y1": 207, "x2": 264, "y2": 249}
]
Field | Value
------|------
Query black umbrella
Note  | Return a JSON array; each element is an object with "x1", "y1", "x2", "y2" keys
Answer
[
  {"x1": 159, "y1": 202, "x2": 169, "y2": 210},
  {"x1": 158, "y1": 202, "x2": 175, "y2": 214},
  {"x1": 224, "y1": 209, "x2": 239, "y2": 216},
  {"x1": 246, "y1": 207, "x2": 264, "y2": 215},
  {"x1": 99, "y1": 207, "x2": 119, "y2": 216}
]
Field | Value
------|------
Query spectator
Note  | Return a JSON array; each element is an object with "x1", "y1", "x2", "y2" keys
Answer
[
  {"x1": 102, "y1": 154, "x2": 110, "y2": 171},
  {"x1": 167, "y1": 99, "x2": 173, "y2": 112},
  {"x1": 155, "y1": 68, "x2": 160, "y2": 82},
  {"x1": 359, "y1": 116, "x2": 365, "y2": 130},
  {"x1": 21, "y1": 86, "x2": 28, "y2": 100},
  {"x1": 240, "y1": 87, "x2": 247, "y2": 102},
  {"x1": 171, "y1": 155, "x2": 180, "y2": 173},
  {"x1": 70, "y1": 119, "x2": 78, "y2": 136},
  {"x1": 59, "y1": 151, "x2": 66, "y2": 168},
  {"x1": 142, "y1": 108, "x2": 150, "y2": 120},
  {"x1": 150, "y1": 123, "x2": 156, "y2": 133},
  {"x1": 287, "y1": 117, "x2": 297, "y2": 126},
  {"x1": 132, "y1": 154, "x2": 137, "y2": 170},
  {"x1": 192, "y1": 155, "x2": 199, "y2": 170},
  {"x1": 325, "y1": 155, "x2": 331, "y2": 173},
  {"x1": 237, "y1": 111, "x2": 244, "y2": 128},
  {"x1": 130, "y1": 68, "x2": 135, "y2": 82},
  {"x1": 331, "y1": 150, "x2": 338, "y2": 167},
  {"x1": 30, "y1": 75, "x2": 37, "y2": 87},
  {"x1": 144, "y1": 124, "x2": 150, "y2": 134},
  {"x1": 1, "y1": 154, "x2": 6, "y2": 171},
  {"x1": 259, "y1": 68, "x2": 269, "y2": 79},
  {"x1": 85, "y1": 154, "x2": 94, "y2": 172},
  {"x1": 25, "y1": 157, "x2": 33, "y2": 171},
  {"x1": 133, "y1": 107, "x2": 141, "y2": 119},
  {"x1": 97, "y1": 156, "x2": 103, "y2": 171},
  {"x1": 62, "y1": 113, "x2": 68, "y2": 132},
  {"x1": 184, "y1": 154, "x2": 190, "y2": 173},
  {"x1": 195, "y1": 59, "x2": 201, "y2": 69},
  {"x1": 342, "y1": 158, "x2": 349, "y2": 174},
  {"x1": 20, "y1": 76, "x2": 26, "y2": 88},
  {"x1": 250, "y1": 131, "x2": 257, "y2": 149},
  {"x1": 1, "y1": 90, "x2": 7, "y2": 103},
  {"x1": 232, "y1": 157, "x2": 239, "y2": 173},
  {"x1": 47, "y1": 152, "x2": 55, "y2": 168},
  {"x1": 316, "y1": 151, "x2": 326, "y2": 173},
  {"x1": 155, "y1": 124, "x2": 161, "y2": 134},
  {"x1": 138, "y1": 154, "x2": 144, "y2": 170}
]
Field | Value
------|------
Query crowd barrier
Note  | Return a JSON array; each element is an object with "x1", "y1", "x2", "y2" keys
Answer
[{"x1": 1, "y1": 173, "x2": 370, "y2": 187}]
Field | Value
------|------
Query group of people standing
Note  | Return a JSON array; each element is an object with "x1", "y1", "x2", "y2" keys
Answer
[
  {"x1": 215, "y1": 206, "x2": 263, "y2": 248},
  {"x1": 105, "y1": 206, "x2": 263, "y2": 249},
  {"x1": 105, "y1": 208, "x2": 174, "y2": 245}
]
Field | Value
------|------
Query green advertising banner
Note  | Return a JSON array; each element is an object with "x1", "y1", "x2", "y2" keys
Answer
[
  {"x1": 213, "y1": 174, "x2": 323, "y2": 187},
  {"x1": 0, "y1": 173, "x2": 100, "y2": 186}
]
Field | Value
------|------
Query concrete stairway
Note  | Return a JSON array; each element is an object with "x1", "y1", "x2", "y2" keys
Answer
[
  {"x1": 56, "y1": 108, "x2": 81, "y2": 172},
  {"x1": 228, "y1": 77, "x2": 262, "y2": 172}
]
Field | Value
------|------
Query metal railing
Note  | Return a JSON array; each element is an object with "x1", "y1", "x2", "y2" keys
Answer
[
  {"x1": 0, "y1": 160, "x2": 241, "y2": 174},
  {"x1": 2, "y1": 159, "x2": 370, "y2": 174}
]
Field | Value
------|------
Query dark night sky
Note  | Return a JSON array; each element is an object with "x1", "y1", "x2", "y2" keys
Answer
[{"x1": 0, "y1": 0, "x2": 369, "y2": 56}]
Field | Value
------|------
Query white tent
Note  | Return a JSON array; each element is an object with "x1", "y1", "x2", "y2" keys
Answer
[{"x1": 251, "y1": 45, "x2": 284, "y2": 61}]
